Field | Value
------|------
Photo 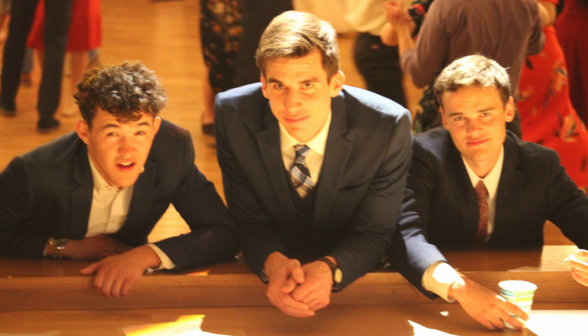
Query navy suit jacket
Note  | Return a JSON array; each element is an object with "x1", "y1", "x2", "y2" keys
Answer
[
  {"x1": 0, "y1": 119, "x2": 238, "y2": 270},
  {"x1": 214, "y1": 83, "x2": 412, "y2": 289},
  {"x1": 389, "y1": 127, "x2": 588, "y2": 296}
]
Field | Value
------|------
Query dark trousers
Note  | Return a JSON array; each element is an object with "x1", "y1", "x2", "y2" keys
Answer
[
  {"x1": 1, "y1": 0, "x2": 73, "y2": 120},
  {"x1": 353, "y1": 33, "x2": 406, "y2": 108},
  {"x1": 235, "y1": 0, "x2": 292, "y2": 86}
]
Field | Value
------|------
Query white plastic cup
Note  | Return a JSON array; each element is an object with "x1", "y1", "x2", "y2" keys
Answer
[{"x1": 498, "y1": 280, "x2": 537, "y2": 329}]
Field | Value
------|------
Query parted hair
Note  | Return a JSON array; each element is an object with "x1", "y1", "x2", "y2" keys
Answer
[
  {"x1": 256, "y1": 10, "x2": 340, "y2": 81},
  {"x1": 75, "y1": 61, "x2": 167, "y2": 127},
  {"x1": 434, "y1": 55, "x2": 511, "y2": 107}
]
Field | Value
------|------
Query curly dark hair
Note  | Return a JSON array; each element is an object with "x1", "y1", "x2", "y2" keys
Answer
[{"x1": 74, "y1": 61, "x2": 167, "y2": 127}]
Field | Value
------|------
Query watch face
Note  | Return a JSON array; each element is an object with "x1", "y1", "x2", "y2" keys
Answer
[
  {"x1": 334, "y1": 268, "x2": 343, "y2": 284},
  {"x1": 49, "y1": 238, "x2": 68, "y2": 248}
]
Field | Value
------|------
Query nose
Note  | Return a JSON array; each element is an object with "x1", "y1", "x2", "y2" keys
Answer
[
  {"x1": 466, "y1": 118, "x2": 482, "y2": 136},
  {"x1": 118, "y1": 136, "x2": 134, "y2": 156},
  {"x1": 284, "y1": 89, "x2": 302, "y2": 110}
]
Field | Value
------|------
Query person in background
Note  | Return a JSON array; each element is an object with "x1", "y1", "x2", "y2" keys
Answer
[
  {"x1": 555, "y1": 0, "x2": 588, "y2": 124},
  {"x1": 517, "y1": 0, "x2": 588, "y2": 189},
  {"x1": 199, "y1": 0, "x2": 241, "y2": 137},
  {"x1": 0, "y1": 0, "x2": 74, "y2": 132},
  {"x1": 27, "y1": 0, "x2": 102, "y2": 116},
  {"x1": 381, "y1": 0, "x2": 544, "y2": 136},
  {"x1": 340, "y1": 0, "x2": 406, "y2": 108}
]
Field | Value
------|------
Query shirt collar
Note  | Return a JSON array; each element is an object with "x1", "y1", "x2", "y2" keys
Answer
[
  {"x1": 279, "y1": 110, "x2": 331, "y2": 155},
  {"x1": 462, "y1": 145, "x2": 504, "y2": 191}
]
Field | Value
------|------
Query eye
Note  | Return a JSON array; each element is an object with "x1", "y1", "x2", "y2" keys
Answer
[
  {"x1": 302, "y1": 82, "x2": 314, "y2": 89},
  {"x1": 453, "y1": 116, "x2": 463, "y2": 121},
  {"x1": 136, "y1": 130, "x2": 147, "y2": 136},
  {"x1": 481, "y1": 112, "x2": 491, "y2": 117},
  {"x1": 106, "y1": 132, "x2": 118, "y2": 137},
  {"x1": 273, "y1": 83, "x2": 284, "y2": 90}
]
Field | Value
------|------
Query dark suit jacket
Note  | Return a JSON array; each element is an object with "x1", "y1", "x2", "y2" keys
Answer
[
  {"x1": 0, "y1": 119, "x2": 238, "y2": 270},
  {"x1": 390, "y1": 127, "x2": 588, "y2": 296},
  {"x1": 215, "y1": 83, "x2": 412, "y2": 289}
]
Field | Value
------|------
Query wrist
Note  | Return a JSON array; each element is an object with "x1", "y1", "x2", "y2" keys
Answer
[
  {"x1": 263, "y1": 252, "x2": 287, "y2": 277},
  {"x1": 448, "y1": 276, "x2": 468, "y2": 301}
]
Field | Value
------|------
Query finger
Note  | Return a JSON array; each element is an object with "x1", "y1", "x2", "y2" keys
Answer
[
  {"x1": 577, "y1": 249, "x2": 588, "y2": 260},
  {"x1": 288, "y1": 264, "x2": 305, "y2": 284},
  {"x1": 120, "y1": 277, "x2": 135, "y2": 297},
  {"x1": 291, "y1": 280, "x2": 319, "y2": 302},
  {"x1": 282, "y1": 277, "x2": 298, "y2": 293},
  {"x1": 99, "y1": 271, "x2": 117, "y2": 298},
  {"x1": 79, "y1": 262, "x2": 100, "y2": 275},
  {"x1": 307, "y1": 298, "x2": 329, "y2": 312},
  {"x1": 566, "y1": 257, "x2": 588, "y2": 270},
  {"x1": 475, "y1": 316, "x2": 497, "y2": 331},
  {"x1": 110, "y1": 276, "x2": 124, "y2": 298},
  {"x1": 571, "y1": 268, "x2": 588, "y2": 287},
  {"x1": 282, "y1": 292, "x2": 311, "y2": 311},
  {"x1": 280, "y1": 305, "x2": 315, "y2": 318}
]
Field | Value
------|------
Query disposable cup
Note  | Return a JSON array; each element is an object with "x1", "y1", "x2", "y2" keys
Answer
[{"x1": 498, "y1": 280, "x2": 537, "y2": 329}]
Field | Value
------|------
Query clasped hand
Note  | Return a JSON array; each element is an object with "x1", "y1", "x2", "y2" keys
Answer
[
  {"x1": 264, "y1": 253, "x2": 333, "y2": 317},
  {"x1": 565, "y1": 249, "x2": 588, "y2": 287}
]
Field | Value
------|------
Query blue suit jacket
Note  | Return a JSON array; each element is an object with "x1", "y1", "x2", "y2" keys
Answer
[
  {"x1": 390, "y1": 127, "x2": 588, "y2": 296},
  {"x1": 215, "y1": 83, "x2": 412, "y2": 289},
  {"x1": 0, "y1": 119, "x2": 238, "y2": 270}
]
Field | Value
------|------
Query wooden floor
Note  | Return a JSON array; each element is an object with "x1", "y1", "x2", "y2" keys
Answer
[{"x1": 0, "y1": 0, "x2": 572, "y2": 245}]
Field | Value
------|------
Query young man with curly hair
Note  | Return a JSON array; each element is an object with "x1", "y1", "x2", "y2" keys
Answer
[{"x1": 0, "y1": 61, "x2": 238, "y2": 297}]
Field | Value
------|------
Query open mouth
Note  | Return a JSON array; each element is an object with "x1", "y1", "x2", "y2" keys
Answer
[{"x1": 117, "y1": 162, "x2": 136, "y2": 170}]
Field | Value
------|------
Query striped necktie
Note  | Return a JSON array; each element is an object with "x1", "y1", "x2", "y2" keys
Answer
[
  {"x1": 290, "y1": 144, "x2": 313, "y2": 198},
  {"x1": 474, "y1": 180, "x2": 489, "y2": 245}
]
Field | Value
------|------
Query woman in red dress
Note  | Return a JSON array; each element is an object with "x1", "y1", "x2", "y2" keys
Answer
[
  {"x1": 518, "y1": 0, "x2": 588, "y2": 187},
  {"x1": 27, "y1": 0, "x2": 101, "y2": 115},
  {"x1": 555, "y1": 0, "x2": 588, "y2": 124}
]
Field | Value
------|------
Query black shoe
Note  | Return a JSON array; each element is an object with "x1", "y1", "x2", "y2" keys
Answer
[
  {"x1": 202, "y1": 123, "x2": 214, "y2": 136},
  {"x1": 37, "y1": 118, "x2": 60, "y2": 133},
  {"x1": 0, "y1": 102, "x2": 16, "y2": 117}
]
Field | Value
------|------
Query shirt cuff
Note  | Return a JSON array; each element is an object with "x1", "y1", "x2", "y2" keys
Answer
[
  {"x1": 146, "y1": 244, "x2": 176, "y2": 271},
  {"x1": 421, "y1": 261, "x2": 463, "y2": 302}
]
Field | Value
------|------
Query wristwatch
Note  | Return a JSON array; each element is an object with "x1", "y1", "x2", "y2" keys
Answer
[
  {"x1": 317, "y1": 257, "x2": 343, "y2": 291},
  {"x1": 48, "y1": 238, "x2": 68, "y2": 259}
]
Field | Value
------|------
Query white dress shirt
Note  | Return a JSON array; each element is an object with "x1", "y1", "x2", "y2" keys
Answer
[
  {"x1": 280, "y1": 111, "x2": 332, "y2": 184},
  {"x1": 87, "y1": 156, "x2": 175, "y2": 270},
  {"x1": 421, "y1": 146, "x2": 505, "y2": 301}
]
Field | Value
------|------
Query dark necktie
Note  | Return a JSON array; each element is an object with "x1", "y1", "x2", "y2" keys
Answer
[
  {"x1": 290, "y1": 144, "x2": 313, "y2": 198},
  {"x1": 474, "y1": 180, "x2": 489, "y2": 245}
]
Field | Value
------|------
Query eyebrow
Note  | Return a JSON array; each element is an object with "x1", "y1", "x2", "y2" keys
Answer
[
  {"x1": 267, "y1": 77, "x2": 320, "y2": 84},
  {"x1": 99, "y1": 121, "x2": 151, "y2": 131}
]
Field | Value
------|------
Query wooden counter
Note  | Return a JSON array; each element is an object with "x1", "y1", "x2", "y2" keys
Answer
[
  {"x1": 0, "y1": 303, "x2": 587, "y2": 335},
  {"x1": 1, "y1": 246, "x2": 586, "y2": 312}
]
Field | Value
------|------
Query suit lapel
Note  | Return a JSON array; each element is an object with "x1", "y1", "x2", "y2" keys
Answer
[
  {"x1": 256, "y1": 103, "x2": 298, "y2": 226},
  {"x1": 68, "y1": 144, "x2": 93, "y2": 239},
  {"x1": 489, "y1": 135, "x2": 524, "y2": 244},
  {"x1": 444, "y1": 136, "x2": 479, "y2": 243},
  {"x1": 313, "y1": 93, "x2": 351, "y2": 226},
  {"x1": 113, "y1": 159, "x2": 158, "y2": 240}
]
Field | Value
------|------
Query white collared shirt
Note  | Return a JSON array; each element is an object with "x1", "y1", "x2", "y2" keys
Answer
[
  {"x1": 422, "y1": 146, "x2": 505, "y2": 301},
  {"x1": 86, "y1": 156, "x2": 175, "y2": 270},
  {"x1": 280, "y1": 111, "x2": 332, "y2": 184}
]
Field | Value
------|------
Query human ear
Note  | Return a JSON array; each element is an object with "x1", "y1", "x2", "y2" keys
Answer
[
  {"x1": 75, "y1": 120, "x2": 91, "y2": 145},
  {"x1": 330, "y1": 71, "x2": 346, "y2": 97},
  {"x1": 260, "y1": 75, "x2": 269, "y2": 99},
  {"x1": 504, "y1": 96, "x2": 515, "y2": 122}
]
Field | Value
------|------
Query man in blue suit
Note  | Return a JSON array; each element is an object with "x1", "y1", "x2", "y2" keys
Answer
[
  {"x1": 215, "y1": 11, "x2": 412, "y2": 318},
  {"x1": 390, "y1": 55, "x2": 588, "y2": 330},
  {"x1": 0, "y1": 62, "x2": 238, "y2": 297}
]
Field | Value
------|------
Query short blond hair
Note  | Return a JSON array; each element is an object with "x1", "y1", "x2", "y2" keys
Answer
[{"x1": 434, "y1": 55, "x2": 511, "y2": 107}]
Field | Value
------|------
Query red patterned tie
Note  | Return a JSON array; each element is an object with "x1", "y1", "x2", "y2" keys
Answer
[{"x1": 474, "y1": 180, "x2": 489, "y2": 245}]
